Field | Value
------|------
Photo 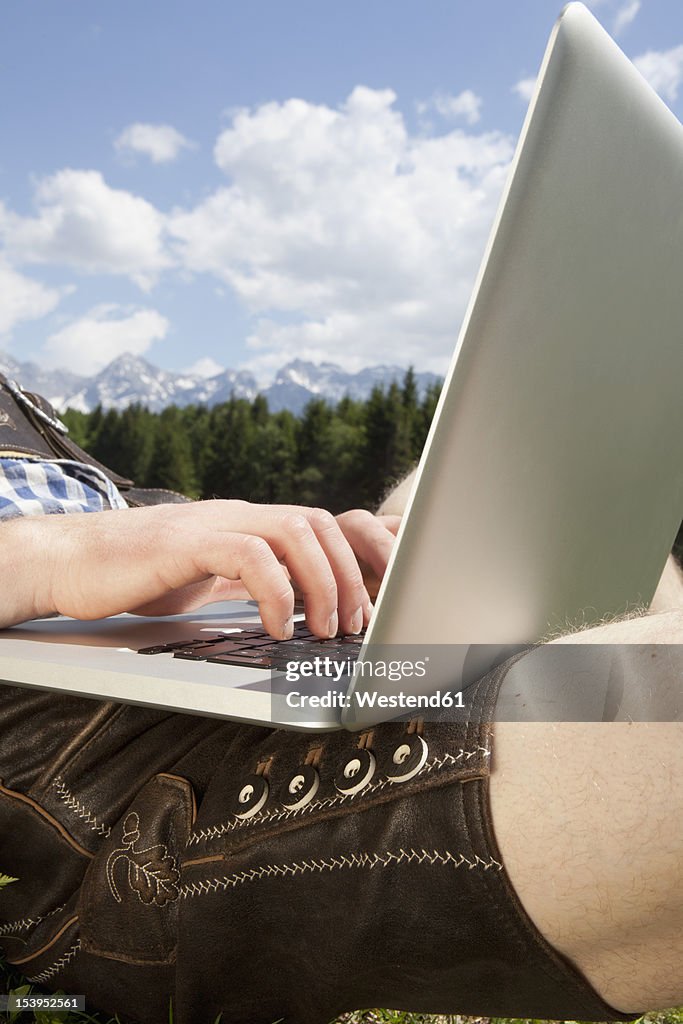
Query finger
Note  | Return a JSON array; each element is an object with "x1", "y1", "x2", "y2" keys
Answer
[
  {"x1": 356, "y1": 566, "x2": 382, "y2": 606},
  {"x1": 189, "y1": 502, "x2": 367, "y2": 638},
  {"x1": 375, "y1": 514, "x2": 402, "y2": 536},
  {"x1": 186, "y1": 530, "x2": 295, "y2": 640},
  {"x1": 258, "y1": 509, "x2": 346, "y2": 638},
  {"x1": 296, "y1": 507, "x2": 369, "y2": 635},
  {"x1": 336, "y1": 509, "x2": 398, "y2": 583}
]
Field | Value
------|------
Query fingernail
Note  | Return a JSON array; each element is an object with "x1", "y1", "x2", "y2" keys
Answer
[
  {"x1": 364, "y1": 599, "x2": 375, "y2": 618},
  {"x1": 282, "y1": 617, "x2": 294, "y2": 640},
  {"x1": 350, "y1": 606, "x2": 363, "y2": 634},
  {"x1": 328, "y1": 611, "x2": 339, "y2": 638}
]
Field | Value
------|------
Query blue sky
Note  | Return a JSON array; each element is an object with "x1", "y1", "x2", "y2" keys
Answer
[{"x1": 1, "y1": 0, "x2": 682, "y2": 381}]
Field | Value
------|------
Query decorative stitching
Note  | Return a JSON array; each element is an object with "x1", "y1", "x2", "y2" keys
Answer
[
  {"x1": 106, "y1": 812, "x2": 179, "y2": 906},
  {"x1": 28, "y1": 939, "x2": 81, "y2": 984},
  {"x1": 424, "y1": 748, "x2": 490, "y2": 770},
  {"x1": 52, "y1": 777, "x2": 111, "y2": 837},
  {"x1": 187, "y1": 747, "x2": 491, "y2": 845},
  {"x1": 0, "y1": 903, "x2": 66, "y2": 938},
  {"x1": 180, "y1": 846, "x2": 502, "y2": 898}
]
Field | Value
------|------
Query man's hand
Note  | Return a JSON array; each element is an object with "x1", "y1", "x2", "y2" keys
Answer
[
  {"x1": 0, "y1": 500, "x2": 399, "y2": 639},
  {"x1": 335, "y1": 510, "x2": 401, "y2": 599}
]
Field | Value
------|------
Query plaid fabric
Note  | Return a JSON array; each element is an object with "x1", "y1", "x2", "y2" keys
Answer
[{"x1": 0, "y1": 457, "x2": 128, "y2": 521}]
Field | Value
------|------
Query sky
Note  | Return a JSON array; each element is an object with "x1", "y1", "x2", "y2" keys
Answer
[{"x1": 1, "y1": 0, "x2": 683, "y2": 383}]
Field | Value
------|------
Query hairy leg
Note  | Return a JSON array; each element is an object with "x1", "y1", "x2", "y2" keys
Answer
[
  {"x1": 490, "y1": 610, "x2": 683, "y2": 1012},
  {"x1": 380, "y1": 468, "x2": 683, "y2": 1010}
]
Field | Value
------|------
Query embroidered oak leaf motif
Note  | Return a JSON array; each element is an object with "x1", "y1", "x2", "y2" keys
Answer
[
  {"x1": 127, "y1": 849, "x2": 180, "y2": 906},
  {"x1": 106, "y1": 811, "x2": 180, "y2": 907},
  {"x1": 0, "y1": 410, "x2": 17, "y2": 430}
]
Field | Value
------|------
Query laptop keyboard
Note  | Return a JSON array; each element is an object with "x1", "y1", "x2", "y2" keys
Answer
[{"x1": 137, "y1": 621, "x2": 364, "y2": 670}]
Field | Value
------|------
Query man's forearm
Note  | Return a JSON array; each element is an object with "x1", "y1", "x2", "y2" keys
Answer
[{"x1": 0, "y1": 517, "x2": 53, "y2": 627}]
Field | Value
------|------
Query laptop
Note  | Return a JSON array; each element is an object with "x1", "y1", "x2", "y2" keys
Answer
[{"x1": 2, "y1": 1, "x2": 683, "y2": 730}]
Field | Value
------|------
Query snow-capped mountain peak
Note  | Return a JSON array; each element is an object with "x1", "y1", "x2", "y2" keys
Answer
[{"x1": 0, "y1": 350, "x2": 440, "y2": 416}]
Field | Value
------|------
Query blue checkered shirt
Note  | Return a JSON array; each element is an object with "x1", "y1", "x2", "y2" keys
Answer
[{"x1": 0, "y1": 457, "x2": 128, "y2": 521}]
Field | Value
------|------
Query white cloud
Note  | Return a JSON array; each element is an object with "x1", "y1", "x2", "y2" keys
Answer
[
  {"x1": 418, "y1": 89, "x2": 483, "y2": 124},
  {"x1": 43, "y1": 304, "x2": 169, "y2": 374},
  {"x1": 169, "y1": 86, "x2": 513, "y2": 375},
  {"x1": 613, "y1": 0, "x2": 641, "y2": 35},
  {"x1": 184, "y1": 356, "x2": 225, "y2": 378},
  {"x1": 0, "y1": 256, "x2": 64, "y2": 335},
  {"x1": 0, "y1": 88, "x2": 516, "y2": 376},
  {"x1": 115, "y1": 122, "x2": 195, "y2": 164},
  {"x1": 0, "y1": 170, "x2": 169, "y2": 290},
  {"x1": 512, "y1": 77, "x2": 536, "y2": 102},
  {"x1": 634, "y1": 44, "x2": 683, "y2": 101}
]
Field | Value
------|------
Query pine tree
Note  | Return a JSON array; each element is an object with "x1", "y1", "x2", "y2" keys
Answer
[
  {"x1": 248, "y1": 413, "x2": 297, "y2": 503},
  {"x1": 61, "y1": 408, "x2": 92, "y2": 450},
  {"x1": 202, "y1": 398, "x2": 258, "y2": 500},
  {"x1": 295, "y1": 399, "x2": 335, "y2": 507},
  {"x1": 147, "y1": 407, "x2": 198, "y2": 496},
  {"x1": 116, "y1": 404, "x2": 156, "y2": 485},
  {"x1": 90, "y1": 408, "x2": 124, "y2": 475}
]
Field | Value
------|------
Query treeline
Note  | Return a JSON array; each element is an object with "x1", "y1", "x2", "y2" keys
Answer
[{"x1": 61, "y1": 370, "x2": 442, "y2": 513}]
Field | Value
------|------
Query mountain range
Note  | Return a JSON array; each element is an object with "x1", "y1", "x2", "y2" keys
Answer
[{"x1": 0, "y1": 351, "x2": 441, "y2": 415}]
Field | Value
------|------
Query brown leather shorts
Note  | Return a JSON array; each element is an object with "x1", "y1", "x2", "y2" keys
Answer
[{"x1": 0, "y1": 667, "x2": 636, "y2": 1024}]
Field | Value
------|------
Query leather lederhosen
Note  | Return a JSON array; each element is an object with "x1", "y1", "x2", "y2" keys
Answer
[{"x1": 0, "y1": 667, "x2": 640, "y2": 1024}]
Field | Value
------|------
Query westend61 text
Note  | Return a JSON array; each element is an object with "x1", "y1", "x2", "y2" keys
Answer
[{"x1": 285, "y1": 690, "x2": 466, "y2": 710}]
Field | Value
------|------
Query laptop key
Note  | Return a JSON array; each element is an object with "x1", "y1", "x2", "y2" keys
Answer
[
  {"x1": 264, "y1": 641, "x2": 346, "y2": 659},
  {"x1": 138, "y1": 639, "x2": 207, "y2": 655},
  {"x1": 215, "y1": 647, "x2": 275, "y2": 660},
  {"x1": 235, "y1": 638, "x2": 280, "y2": 649},
  {"x1": 173, "y1": 649, "x2": 213, "y2": 661},
  {"x1": 180, "y1": 638, "x2": 272, "y2": 658},
  {"x1": 206, "y1": 653, "x2": 275, "y2": 668}
]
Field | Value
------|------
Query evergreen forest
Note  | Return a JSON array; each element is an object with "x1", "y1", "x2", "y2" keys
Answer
[{"x1": 61, "y1": 369, "x2": 441, "y2": 512}]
